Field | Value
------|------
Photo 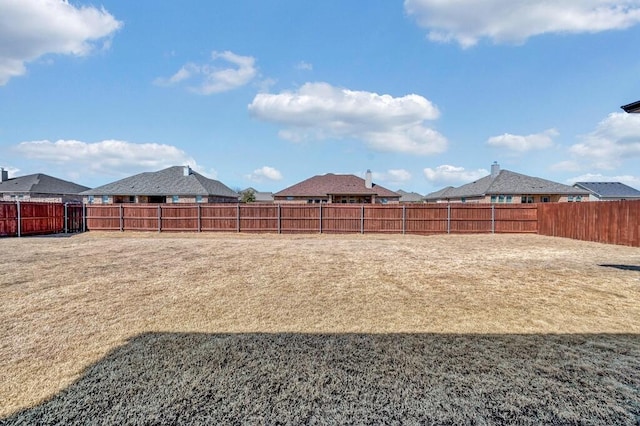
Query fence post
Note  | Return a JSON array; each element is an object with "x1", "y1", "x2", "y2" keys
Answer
[
  {"x1": 83, "y1": 203, "x2": 87, "y2": 232},
  {"x1": 197, "y1": 204, "x2": 201, "y2": 232},
  {"x1": 319, "y1": 203, "x2": 323, "y2": 234},
  {"x1": 64, "y1": 203, "x2": 68, "y2": 234},
  {"x1": 361, "y1": 205, "x2": 365, "y2": 234},
  {"x1": 237, "y1": 204, "x2": 240, "y2": 233},
  {"x1": 158, "y1": 205, "x2": 162, "y2": 233},
  {"x1": 16, "y1": 200, "x2": 21, "y2": 238},
  {"x1": 277, "y1": 204, "x2": 281, "y2": 234},
  {"x1": 447, "y1": 203, "x2": 451, "y2": 234},
  {"x1": 402, "y1": 204, "x2": 406, "y2": 235},
  {"x1": 491, "y1": 204, "x2": 495, "y2": 234}
]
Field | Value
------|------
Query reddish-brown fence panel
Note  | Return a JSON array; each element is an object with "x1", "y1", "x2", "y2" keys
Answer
[
  {"x1": 322, "y1": 205, "x2": 362, "y2": 233},
  {"x1": 240, "y1": 204, "x2": 278, "y2": 232},
  {"x1": 538, "y1": 200, "x2": 640, "y2": 247},
  {"x1": 405, "y1": 204, "x2": 448, "y2": 234},
  {"x1": 160, "y1": 204, "x2": 199, "y2": 231},
  {"x1": 281, "y1": 205, "x2": 320, "y2": 233},
  {"x1": 86, "y1": 205, "x2": 121, "y2": 230},
  {"x1": 19, "y1": 203, "x2": 64, "y2": 235},
  {"x1": 364, "y1": 205, "x2": 404, "y2": 233},
  {"x1": 0, "y1": 203, "x2": 18, "y2": 236},
  {"x1": 450, "y1": 204, "x2": 492, "y2": 233},
  {"x1": 494, "y1": 204, "x2": 538, "y2": 233},
  {"x1": 123, "y1": 205, "x2": 160, "y2": 231},
  {"x1": 200, "y1": 205, "x2": 237, "y2": 232}
]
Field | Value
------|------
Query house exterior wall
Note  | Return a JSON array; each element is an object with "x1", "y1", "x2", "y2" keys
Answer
[
  {"x1": 438, "y1": 194, "x2": 587, "y2": 204},
  {"x1": 1, "y1": 193, "x2": 83, "y2": 203},
  {"x1": 84, "y1": 195, "x2": 237, "y2": 204},
  {"x1": 274, "y1": 195, "x2": 400, "y2": 204}
]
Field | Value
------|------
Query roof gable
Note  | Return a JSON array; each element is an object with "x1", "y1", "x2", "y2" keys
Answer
[
  {"x1": 0, "y1": 173, "x2": 89, "y2": 194},
  {"x1": 81, "y1": 166, "x2": 237, "y2": 198},
  {"x1": 275, "y1": 174, "x2": 398, "y2": 198}
]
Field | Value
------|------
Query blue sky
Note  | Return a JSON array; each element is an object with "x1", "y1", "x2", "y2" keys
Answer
[{"x1": 2, "y1": 0, "x2": 640, "y2": 194}]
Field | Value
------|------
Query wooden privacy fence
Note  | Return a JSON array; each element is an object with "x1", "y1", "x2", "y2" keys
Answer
[
  {"x1": 85, "y1": 203, "x2": 539, "y2": 235},
  {"x1": 0, "y1": 202, "x2": 84, "y2": 237},
  {"x1": 538, "y1": 199, "x2": 640, "y2": 247}
]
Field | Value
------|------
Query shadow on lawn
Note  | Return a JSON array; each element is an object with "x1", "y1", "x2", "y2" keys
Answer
[
  {"x1": 4, "y1": 333, "x2": 640, "y2": 425},
  {"x1": 600, "y1": 264, "x2": 640, "y2": 272}
]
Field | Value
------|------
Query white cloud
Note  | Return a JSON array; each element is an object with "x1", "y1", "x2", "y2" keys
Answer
[
  {"x1": 155, "y1": 50, "x2": 257, "y2": 94},
  {"x1": 12, "y1": 139, "x2": 207, "y2": 179},
  {"x1": 404, "y1": 0, "x2": 640, "y2": 47},
  {"x1": 246, "y1": 166, "x2": 283, "y2": 182},
  {"x1": 423, "y1": 165, "x2": 488, "y2": 185},
  {"x1": 296, "y1": 61, "x2": 313, "y2": 71},
  {"x1": 0, "y1": 0, "x2": 122, "y2": 85},
  {"x1": 487, "y1": 128, "x2": 558, "y2": 152},
  {"x1": 372, "y1": 169, "x2": 412, "y2": 185},
  {"x1": 549, "y1": 160, "x2": 582, "y2": 172},
  {"x1": 248, "y1": 82, "x2": 447, "y2": 155},
  {"x1": 568, "y1": 172, "x2": 640, "y2": 188},
  {"x1": 569, "y1": 112, "x2": 640, "y2": 169}
]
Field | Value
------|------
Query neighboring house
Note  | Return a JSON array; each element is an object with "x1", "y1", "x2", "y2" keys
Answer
[
  {"x1": 397, "y1": 189, "x2": 425, "y2": 203},
  {"x1": 274, "y1": 170, "x2": 400, "y2": 204},
  {"x1": 0, "y1": 168, "x2": 89, "y2": 203},
  {"x1": 621, "y1": 100, "x2": 640, "y2": 113},
  {"x1": 573, "y1": 182, "x2": 640, "y2": 201},
  {"x1": 424, "y1": 186, "x2": 454, "y2": 203},
  {"x1": 81, "y1": 165, "x2": 238, "y2": 204},
  {"x1": 238, "y1": 187, "x2": 275, "y2": 203},
  {"x1": 425, "y1": 163, "x2": 589, "y2": 204}
]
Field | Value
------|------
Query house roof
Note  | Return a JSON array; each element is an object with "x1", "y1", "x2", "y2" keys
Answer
[
  {"x1": 0, "y1": 173, "x2": 89, "y2": 195},
  {"x1": 621, "y1": 100, "x2": 640, "y2": 113},
  {"x1": 274, "y1": 174, "x2": 399, "y2": 198},
  {"x1": 436, "y1": 170, "x2": 589, "y2": 199},
  {"x1": 574, "y1": 182, "x2": 640, "y2": 199},
  {"x1": 81, "y1": 166, "x2": 238, "y2": 198},
  {"x1": 396, "y1": 189, "x2": 424, "y2": 202},
  {"x1": 424, "y1": 186, "x2": 454, "y2": 201}
]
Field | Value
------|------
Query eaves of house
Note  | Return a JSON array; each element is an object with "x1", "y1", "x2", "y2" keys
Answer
[{"x1": 621, "y1": 100, "x2": 640, "y2": 113}]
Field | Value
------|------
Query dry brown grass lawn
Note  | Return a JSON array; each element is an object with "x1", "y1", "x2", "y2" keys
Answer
[{"x1": 1, "y1": 232, "x2": 640, "y2": 422}]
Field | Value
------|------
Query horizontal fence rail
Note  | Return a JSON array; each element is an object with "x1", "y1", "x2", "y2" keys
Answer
[
  {"x1": 0, "y1": 201, "x2": 83, "y2": 237},
  {"x1": 85, "y1": 203, "x2": 539, "y2": 236}
]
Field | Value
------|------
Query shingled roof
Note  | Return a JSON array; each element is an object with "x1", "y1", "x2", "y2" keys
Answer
[
  {"x1": 437, "y1": 170, "x2": 589, "y2": 199},
  {"x1": 0, "y1": 173, "x2": 89, "y2": 195},
  {"x1": 81, "y1": 166, "x2": 237, "y2": 198},
  {"x1": 275, "y1": 174, "x2": 399, "y2": 198},
  {"x1": 574, "y1": 182, "x2": 640, "y2": 199}
]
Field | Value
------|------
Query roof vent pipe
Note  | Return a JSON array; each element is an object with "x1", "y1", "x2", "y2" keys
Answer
[
  {"x1": 183, "y1": 165, "x2": 192, "y2": 176},
  {"x1": 491, "y1": 161, "x2": 500, "y2": 178},
  {"x1": 365, "y1": 169, "x2": 373, "y2": 189}
]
